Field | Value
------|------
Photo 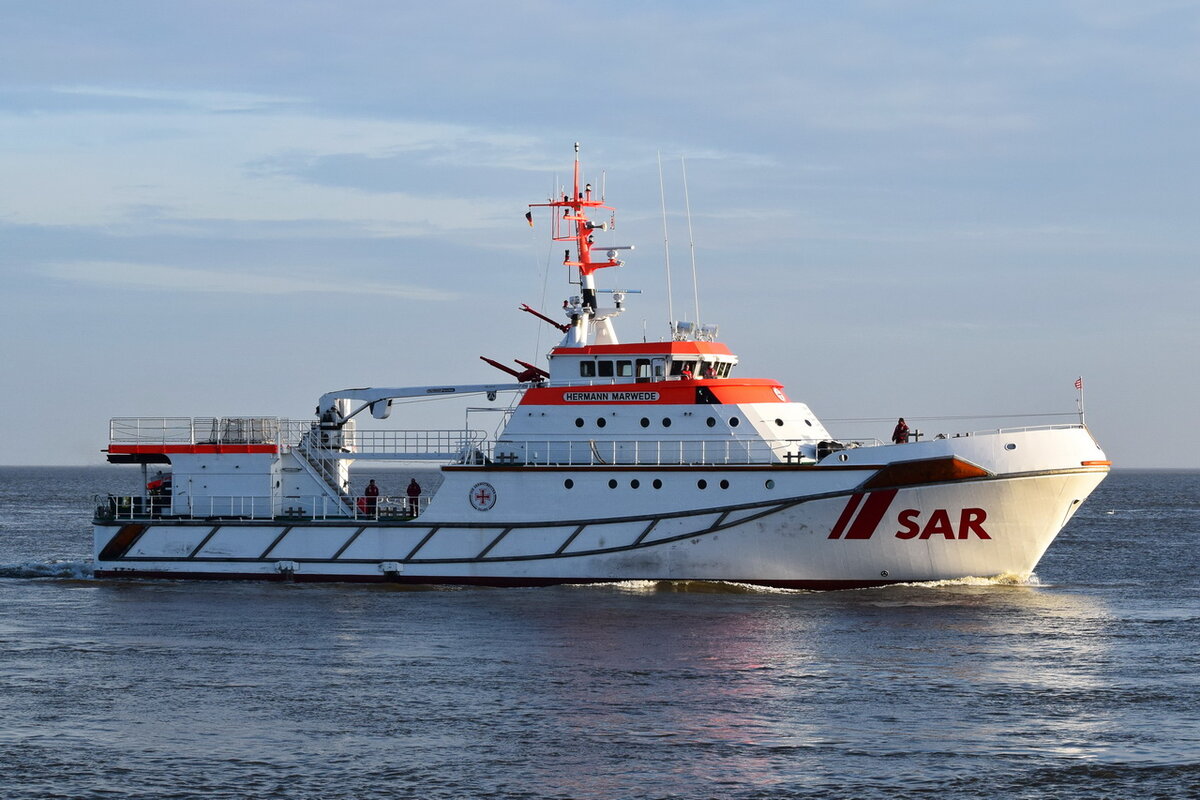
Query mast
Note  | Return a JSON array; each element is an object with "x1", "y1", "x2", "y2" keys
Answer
[
  {"x1": 528, "y1": 143, "x2": 632, "y2": 347},
  {"x1": 682, "y1": 156, "x2": 701, "y2": 325}
]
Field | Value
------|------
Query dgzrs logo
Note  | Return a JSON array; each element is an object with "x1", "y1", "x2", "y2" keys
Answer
[{"x1": 469, "y1": 482, "x2": 497, "y2": 511}]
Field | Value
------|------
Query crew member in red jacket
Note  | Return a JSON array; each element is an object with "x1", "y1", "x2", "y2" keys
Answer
[
  {"x1": 364, "y1": 479, "x2": 380, "y2": 516},
  {"x1": 892, "y1": 418, "x2": 910, "y2": 444},
  {"x1": 406, "y1": 478, "x2": 422, "y2": 516}
]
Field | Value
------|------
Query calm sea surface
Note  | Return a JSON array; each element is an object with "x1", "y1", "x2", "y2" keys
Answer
[{"x1": 1, "y1": 466, "x2": 1197, "y2": 799}]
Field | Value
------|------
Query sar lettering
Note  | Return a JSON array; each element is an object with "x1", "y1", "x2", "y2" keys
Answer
[{"x1": 894, "y1": 508, "x2": 990, "y2": 540}]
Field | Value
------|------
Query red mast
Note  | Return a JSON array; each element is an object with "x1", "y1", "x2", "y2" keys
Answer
[{"x1": 528, "y1": 143, "x2": 621, "y2": 280}]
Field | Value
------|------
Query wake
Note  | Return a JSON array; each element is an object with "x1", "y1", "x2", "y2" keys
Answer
[{"x1": 0, "y1": 560, "x2": 94, "y2": 579}]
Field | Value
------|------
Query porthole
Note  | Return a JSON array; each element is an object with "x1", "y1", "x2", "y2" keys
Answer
[
  {"x1": 697, "y1": 479, "x2": 708, "y2": 489},
  {"x1": 765, "y1": 479, "x2": 775, "y2": 489},
  {"x1": 706, "y1": 417, "x2": 717, "y2": 427},
  {"x1": 1005, "y1": 443, "x2": 1017, "y2": 451},
  {"x1": 653, "y1": 479, "x2": 663, "y2": 489},
  {"x1": 575, "y1": 418, "x2": 584, "y2": 428},
  {"x1": 564, "y1": 479, "x2": 574, "y2": 489},
  {"x1": 729, "y1": 417, "x2": 740, "y2": 427},
  {"x1": 720, "y1": 479, "x2": 730, "y2": 489},
  {"x1": 597, "y1": 417, "x2": 607, "y2": 428},
  {"x1": 640, "y1": 418, "x2": 650, "y2": 428},
  {"x1": 775, "y1": 419, "x2": 784, "y2": 426},
  {"x1": 805, "y1": 419, "x2": 813, "y2": 427},
  {"x1": 662, "y1": 418, "x2": 672, "y2": 428},
  {"x1": 608, "y1": 479, "x2": 618, "y2": 489},
  {"x1": 630, "y1": 479, "x2": 640, "y2": 489},
  {"x1": 838, "y1": 453, "x2": 849, "y2": 462}
]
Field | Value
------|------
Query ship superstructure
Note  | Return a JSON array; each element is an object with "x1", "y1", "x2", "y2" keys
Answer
[{"x1": 93, "y1": 146, "x2": 1110, "y2": 587}]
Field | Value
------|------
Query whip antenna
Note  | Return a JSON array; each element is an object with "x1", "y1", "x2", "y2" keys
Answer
[
  {"x1": 657, "y1": 150, "x2": 675, "y2": 328},
  {"x1": 682, "y1": 156, "x2": 700, "y2": 324}
]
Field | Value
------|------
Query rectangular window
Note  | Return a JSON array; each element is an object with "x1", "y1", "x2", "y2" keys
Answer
[
  {"x1": 718, "y1": 362, "x2": 731, "y2": 377},
  {"x1": 617, "y1": 360, "x2": 633, "y2": 377},
  {"x1": 636, "y1": 359, "x2": 651, "y2": 378},
  {"x1": 598, "y1": 361, "x2": 614, "y2": 377},
  {"x1": 580, "y1": 361, "x2": 595, "y2": 377}
]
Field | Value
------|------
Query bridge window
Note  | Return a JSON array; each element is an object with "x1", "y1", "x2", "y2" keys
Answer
[
  {"x1": 580, "y1": 361, "x2": 595, "y2": 377},
  {"x1": 636, "y1": 359, "x2": 651, "y2": 381},
  {"x1": 617, "y1": 360, "x2": 633, "y2": 378},
  {"x1": 598, "y1": 361, "x2": 614, "y2": 378},
  {"x1": 717, "y1": 362, "x2": 731, "y2": 378}
]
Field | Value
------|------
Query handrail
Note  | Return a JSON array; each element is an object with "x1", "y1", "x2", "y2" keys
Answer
[
  {"x1": 95, "y1": 494, "x2": 433, "y2": 522},
  {"x1": 484, "y1": 437, "x2": 841, "y2": 466},
  {"x1": 110, "y1": 417, "x2": 486, "y2": 458}
]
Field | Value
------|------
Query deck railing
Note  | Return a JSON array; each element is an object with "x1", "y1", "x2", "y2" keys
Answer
[
  {"x1": 96, "y1": 494, "x2": 433, "y2": 523},
  {"x1": 111, "y1": 417, "x2": 485, "y2": 460},
  {"x1": 483, "y1": 438, "x2": 879, "y2": 466},
  {"x1": 110, "y1": 417, "x2": 292, "y2": 446}
]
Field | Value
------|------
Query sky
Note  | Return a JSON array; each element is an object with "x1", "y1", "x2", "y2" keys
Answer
[{"x1": 1, "y1": 0, "x2": 1197, "y2": 468}]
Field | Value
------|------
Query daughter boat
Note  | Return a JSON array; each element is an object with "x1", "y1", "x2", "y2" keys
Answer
[{"x1": 93, "y1": 146, "x2": 1110, "y2": 587}]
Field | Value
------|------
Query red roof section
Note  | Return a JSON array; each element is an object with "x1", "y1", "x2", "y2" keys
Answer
[{"x1": 550, "y1": 342, "x2": 734, "y2": 357}]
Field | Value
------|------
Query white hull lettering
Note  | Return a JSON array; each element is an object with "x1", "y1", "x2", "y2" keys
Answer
[{"x1": 563, "y1": 391, "x2": 660, "y2": 402}]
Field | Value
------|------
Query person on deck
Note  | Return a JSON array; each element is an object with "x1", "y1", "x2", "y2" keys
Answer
[
  {"x1": 364, "y1": 479, "x2": 380, "y2": 516},
  {"x1": 892, "y1": 418, "x2": 910, "y2": 444},
  {"x1": 406, "y1": 478, "x2": 422, "y2": 516}
]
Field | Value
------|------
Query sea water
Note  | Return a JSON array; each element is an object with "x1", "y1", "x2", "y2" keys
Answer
[{"x1": 0, "y1": 466, "x2": 1197, "y2": 799}]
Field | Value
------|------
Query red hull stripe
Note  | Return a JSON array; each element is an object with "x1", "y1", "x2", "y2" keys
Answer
[
  {"x1": 97, "y1": 524, "x2": 147, "y2": 560},
  {"x1": 843, "y1": 489, "x2": 899, "y2": 539},
  {"x1": 520, "y1": 379, "x2": 786, "y2": 406},
  {"x1": 828, "y1": 493, "x2": 864, "y2": 540},
  {"x1": 108, "y1": 444, "x2": 279, "y2": 455}
]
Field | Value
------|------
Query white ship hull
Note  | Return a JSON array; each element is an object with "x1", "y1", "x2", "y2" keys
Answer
[{"x1": 94, "y1": 428, "x2": 1108, "y2": 588}]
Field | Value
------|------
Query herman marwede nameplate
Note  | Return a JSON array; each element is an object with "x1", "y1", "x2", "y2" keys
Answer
[{"x1": 563, "y1": 391, "x2": 660, "y2": 402}]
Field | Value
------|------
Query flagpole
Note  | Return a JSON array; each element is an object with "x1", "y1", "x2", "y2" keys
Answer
[{"x1": 1077, "y1": 377, "x2": 1086, "y2": 426}]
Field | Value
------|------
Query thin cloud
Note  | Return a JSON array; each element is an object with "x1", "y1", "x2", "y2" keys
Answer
[
  {"x1": 43, "y1": 261, "x2": 456, "y2": 301},
  {"x1": 50, "y1": 85, "x2": 301, "y2": 113}
]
